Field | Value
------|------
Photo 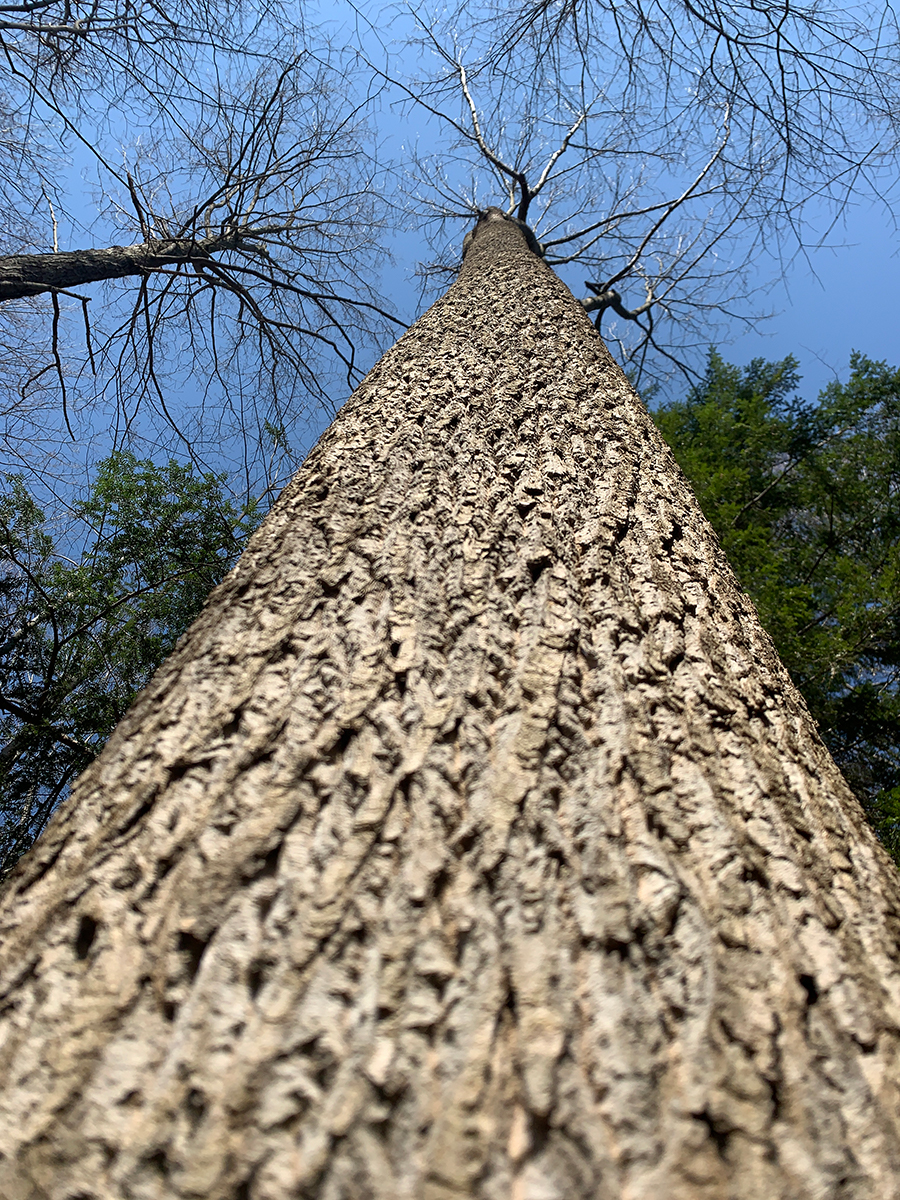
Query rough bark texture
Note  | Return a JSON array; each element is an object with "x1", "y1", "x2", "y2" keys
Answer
[
  {"x1": 1, "y1": 210, "x2": 900, "y2": 1199},
  {"x1": 0, "y1": 233, "x2": 239, "y2": 299}
]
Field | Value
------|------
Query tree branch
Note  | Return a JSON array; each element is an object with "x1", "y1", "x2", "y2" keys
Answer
[{"x1": 0, "y1": 230, "x2": 247, "y2": 301}]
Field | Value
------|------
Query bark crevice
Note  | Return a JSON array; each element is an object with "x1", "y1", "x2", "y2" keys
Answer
[{"x1": 0, "y1": 212, "x2": 899, "y2": 1199}]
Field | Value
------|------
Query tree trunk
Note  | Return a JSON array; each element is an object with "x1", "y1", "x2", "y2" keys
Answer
[{"x1": 1, "y1": 209, "x2": 900, "y2": 1200}]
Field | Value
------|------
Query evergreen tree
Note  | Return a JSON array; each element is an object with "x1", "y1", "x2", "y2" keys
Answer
[
  {"x1": 655, "y1": 352, "x2": 900, "y2": 858},
  {"x1": 0, "y1": 452, "x2": 259, "y2": 875}
]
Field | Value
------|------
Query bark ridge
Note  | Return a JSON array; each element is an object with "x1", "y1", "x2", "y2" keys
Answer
[{"x1": 0, "y1": 211, "x2": 899, "y2": 1199}]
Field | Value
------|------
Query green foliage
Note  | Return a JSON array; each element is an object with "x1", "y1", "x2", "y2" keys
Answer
[
  {"x1": 655, "y1": 351, "x2": 900, "y2": 862},
  {"x1": 0, "y1": 453, "x2": 261, "y2": 877}
]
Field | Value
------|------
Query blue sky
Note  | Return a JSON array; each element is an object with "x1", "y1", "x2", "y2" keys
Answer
[
  {"x1": 726, "y1": 198, "x2": 897, "y2": 398},
  {"x1": 17, "y1": 0, "x2": 900, "y2": 484},
  {"x1": 340, "y1": 0, "x2": 900, "y2": 412}
]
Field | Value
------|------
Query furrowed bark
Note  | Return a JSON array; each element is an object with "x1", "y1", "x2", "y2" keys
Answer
[{"x1": 1, "y1": 209, "x2": 899, "y2": 1199}]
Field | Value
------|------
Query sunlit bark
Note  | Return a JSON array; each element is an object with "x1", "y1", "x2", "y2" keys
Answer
[{"x1": 1, "y1": 210, "x2": 899, "y2": 1200}]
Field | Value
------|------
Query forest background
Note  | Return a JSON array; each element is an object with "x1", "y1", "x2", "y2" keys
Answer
[{"x1": 0, "y1": 0, "x2": 898, "y2": 873}]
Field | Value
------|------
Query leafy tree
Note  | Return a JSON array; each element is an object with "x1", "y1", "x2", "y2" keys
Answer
[
  {"x1": 654, "y1": 351, "x2": 900, "y2": 858},
  {"x1": 0, "y1": 451, "x2": 261, "y2": 876}
]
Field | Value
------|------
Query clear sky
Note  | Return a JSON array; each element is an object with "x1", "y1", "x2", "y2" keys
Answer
[{"x1": 725, "y1": 198, "x2": 897, "y2": 399}]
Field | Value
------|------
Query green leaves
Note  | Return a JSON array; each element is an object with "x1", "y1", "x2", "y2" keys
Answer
[
  {"x1": 655, "y1": 351, "x2": 900, "y2": 861},
  {"x1": 0, "y1": 453, "x2": 261, "y2": 878}
]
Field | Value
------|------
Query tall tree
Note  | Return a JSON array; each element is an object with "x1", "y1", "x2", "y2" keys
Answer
[
  {"x1": 388, "y1": 0, "x2": 900, "y2": 380},
  {"x1": 1, "y1": 209, "x2": 899, "y2": 1199}
]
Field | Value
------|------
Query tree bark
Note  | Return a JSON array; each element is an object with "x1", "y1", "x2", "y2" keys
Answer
[
  {"x1": 1, "y1": 208, "x2": 900, "y2": 1200},
  {"x1": 0, "y1": 233, "x2": 239, "y2": 300}
]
